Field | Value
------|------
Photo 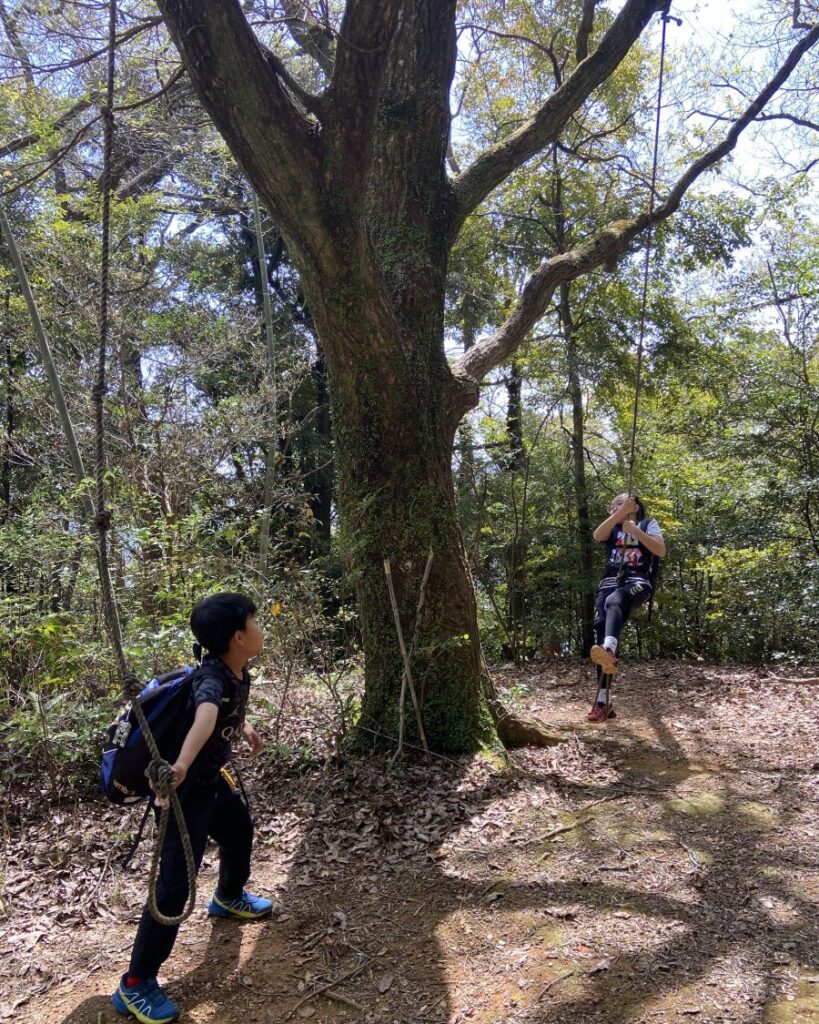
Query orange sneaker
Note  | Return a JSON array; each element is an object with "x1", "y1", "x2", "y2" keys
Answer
[{"x1": 590, "y1": 644, "x2": 618, "y2": 675}]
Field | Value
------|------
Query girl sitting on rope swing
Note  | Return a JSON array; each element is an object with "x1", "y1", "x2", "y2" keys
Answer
[{"x1": 587, "y1": 493, "x2": 666, "y2": 721}]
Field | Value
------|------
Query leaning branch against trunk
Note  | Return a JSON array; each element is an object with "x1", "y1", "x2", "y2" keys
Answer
[
  {"x1": 384, "y1": 554, "x2": 432, "y2": 762},
  {"x1": 449, "y1": 0, "x2": 665, "y2": 239},
  {"x1": 453, "y1": 22, "x2": 819, "y2": 390}
]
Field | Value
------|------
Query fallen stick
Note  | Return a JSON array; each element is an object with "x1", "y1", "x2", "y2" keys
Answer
[
  {"x1": 537, "y1": 970, "x2": 576, "y2": 999},
  {"x1": 323, "y1": 988, "x2": 365, "y2": 1011},
  {"x1": 286, "y1": 959, "x2": 371, "y2": 1020},
  {"x1": 384, "y1": 558, "x2": 430, "y2": 759},
  {"x1": 536, "y1": 817, "x2": 592, "y2": 861},
  {"x1": 539, "y1": 817, "x2": 592, "y2": 841},
  {"x1": 577, "y1": 791, "x2": 630, "y2": 812}
]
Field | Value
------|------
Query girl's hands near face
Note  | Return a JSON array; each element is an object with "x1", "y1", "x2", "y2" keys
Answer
[{"x1": 610, "y1": 495, "x2": 638, "y2": 522}]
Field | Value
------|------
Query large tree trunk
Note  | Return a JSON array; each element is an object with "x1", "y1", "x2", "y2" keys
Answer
[
  {"x1": 298, "y1": 236, "x2": 494, "y2": 749},
  {"x1": 152, "y1": 0, "x2": 573, "y2": 751}
]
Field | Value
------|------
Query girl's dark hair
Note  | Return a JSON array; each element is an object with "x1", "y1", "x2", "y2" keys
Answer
[
  {"x1": 632, "y1": 494, "x2": 646, "y2": 522},
  {"x1": 190, "y1": 592, "x2": 257, "y2": 656}
]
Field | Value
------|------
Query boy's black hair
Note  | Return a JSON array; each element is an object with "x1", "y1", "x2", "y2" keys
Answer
[{"x1": 190, "y1": 592, "x2": 257, "y2": 657}]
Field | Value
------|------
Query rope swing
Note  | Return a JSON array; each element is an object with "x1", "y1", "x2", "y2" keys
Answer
[{"x1": 625, "y1": 2, "x2": 677, "y2": 498}]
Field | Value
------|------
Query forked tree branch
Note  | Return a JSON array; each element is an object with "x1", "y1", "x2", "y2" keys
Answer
[
  {"x1": 449, "y1": 0, "x2": 665, "y2": 241},
  {"x1": 453, "y1": 23, "x2": 819, "y2": 388}
]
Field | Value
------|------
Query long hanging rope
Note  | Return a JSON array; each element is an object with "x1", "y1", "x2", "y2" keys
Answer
[
  {"x1": 252, "y1": 189, "x2": 278, "y2": 576},
  {"x1": 625, "y1": 3, "x2": 675, "y2": 498},
  {"x1": 96, "y1": 0, "x2": 196, "y2": 926}
]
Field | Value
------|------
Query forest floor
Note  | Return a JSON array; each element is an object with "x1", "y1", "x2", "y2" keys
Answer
[{"x1": 4, "y1": 659, "x2": 819, "y2": 1024}]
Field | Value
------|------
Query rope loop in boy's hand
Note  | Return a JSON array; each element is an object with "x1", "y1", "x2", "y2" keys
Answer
[
  {"x1": 146, "y1": 758, "x2": 174, "y2": 801},
  {"x1": 131, "y1": 698, "x2": 197, "y2": 925}
]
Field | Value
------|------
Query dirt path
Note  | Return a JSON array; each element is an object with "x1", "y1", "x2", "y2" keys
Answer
[{"x1": 4, "y1": 659, "x2": 819, "y2": 1024}]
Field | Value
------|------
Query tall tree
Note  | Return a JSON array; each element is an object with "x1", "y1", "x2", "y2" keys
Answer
[{"x1": 97, "y1": 2, "x2": 819, "y2": 748}]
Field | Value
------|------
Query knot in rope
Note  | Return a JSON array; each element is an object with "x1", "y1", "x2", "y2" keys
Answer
[
  {"x1": 93, "y1": 508, "x2": 113, "y2": 530},
  {"x1": 124, "y1": 672, "x2": 142, "y2": 696},
  {"x1": 146, "y1": 758, "x2": 175, "y2": 801}
]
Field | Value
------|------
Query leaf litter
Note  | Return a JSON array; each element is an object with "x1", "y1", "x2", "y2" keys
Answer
[{"x1": 3, "y1": 659, "x2": 819, "y2": 1022}]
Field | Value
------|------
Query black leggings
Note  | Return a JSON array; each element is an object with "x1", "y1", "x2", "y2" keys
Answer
[
  {"x1": 129, "y1": 773, "x2": 253, "y2": 978},
  {"x1": 594, "y1": 577, "x2": 651, "y2": 645}
]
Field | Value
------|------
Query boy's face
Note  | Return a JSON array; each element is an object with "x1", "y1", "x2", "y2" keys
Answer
[{"x1": 233, "y1": 613, "x2": 264, "y2": 660}]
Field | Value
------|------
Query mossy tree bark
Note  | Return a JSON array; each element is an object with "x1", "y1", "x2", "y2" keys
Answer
[{"x1": 154, "y1": 0, "x2": 819, "y2": 751}]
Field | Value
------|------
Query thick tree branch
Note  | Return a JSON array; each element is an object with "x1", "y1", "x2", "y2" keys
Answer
[
  {"x1": 453, "y1": 23, "x2": 819, "y2": 389},
  {"x1": 324, "y1": 0, "x2": 400, "y2": 197},
  {"x1": 575, "y1": 0, "x2": 597, "y2": 63},
  {"x1": 115, "y1": 147, "x2": 186, "y2": 200},
  {"x1": 450, "y1": 0, "x2": 664, "y2": 240},
  {"x1": 364, "y1": 0, "x2": 458, "y2": 339},
  {"x1": 756, "y1": 110, "x2": 819, "y2": 132},
  {"x1": 0, "y1": 0, "x2": 34, "y2": 86},
  {"x1": 263, "y1": 47, "x2": 323, "y2": 115},
  {"x1": 155, "y1": 0, "x2": 325, "y2": 260}
]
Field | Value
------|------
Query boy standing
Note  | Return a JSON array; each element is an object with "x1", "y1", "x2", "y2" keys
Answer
[{"x1": 113, "y1": 593, "x2": 272, "y2": 1023}]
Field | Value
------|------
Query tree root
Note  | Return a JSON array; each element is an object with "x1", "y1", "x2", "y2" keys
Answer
[
  {"x1": 493, "y1": 704, "x2": 564, "y2": 748},
  {"x1": 763, "y1": 673, "x2": 819, "y2": 686}
]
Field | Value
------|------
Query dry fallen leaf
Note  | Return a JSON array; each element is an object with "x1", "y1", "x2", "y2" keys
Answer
[{"x1": 376, "y1": 973, "x2": 394, "y2": 993}]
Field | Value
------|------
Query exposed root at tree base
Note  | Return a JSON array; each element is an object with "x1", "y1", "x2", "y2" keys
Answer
[
  {"x1": 494, "y1": 705, "x2": 564, "y2": 748},
  {"x1": 762, "y1": 673, "x2": 819, "y2": 685}
]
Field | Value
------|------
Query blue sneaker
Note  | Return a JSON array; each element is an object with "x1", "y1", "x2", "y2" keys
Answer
[
  {"x1": 208, "y1": 888, "x2": 273, "y2": 920},
  {"x1": 112, "y1": 976, "x2": 179, "y2": 1023}
]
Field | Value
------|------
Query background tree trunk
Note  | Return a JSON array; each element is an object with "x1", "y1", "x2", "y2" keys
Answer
[{"x1": 561, "y1": 283, "x2": 596, "y2": 655}]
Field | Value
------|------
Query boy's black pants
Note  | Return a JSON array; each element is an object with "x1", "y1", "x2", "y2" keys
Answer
[{"x1": 129, "y1": 773, "x2": 253, "y2": 978}]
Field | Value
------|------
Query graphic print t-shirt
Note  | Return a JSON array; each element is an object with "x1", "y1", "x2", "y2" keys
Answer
[
  {"x1": 188, "y1": 657, "x2": 250, "y2": 784},
  {"x1": 603, "y1": 519, "x2": 663, "y2": 583}
]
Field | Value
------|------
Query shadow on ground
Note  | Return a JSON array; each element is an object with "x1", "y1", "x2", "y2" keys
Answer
[{"x1": 51, "y1": 661, "x2": 819, "y2": 1023}]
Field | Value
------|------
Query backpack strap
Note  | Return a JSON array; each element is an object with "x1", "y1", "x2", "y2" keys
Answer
[{"x1": 638, "y1": 518, "x2": 662, "y2": 622}]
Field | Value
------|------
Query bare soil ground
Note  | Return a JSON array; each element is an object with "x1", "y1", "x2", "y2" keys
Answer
[{"x1": 4, "y1": 659, "x2": 819, "y2": 1024}]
